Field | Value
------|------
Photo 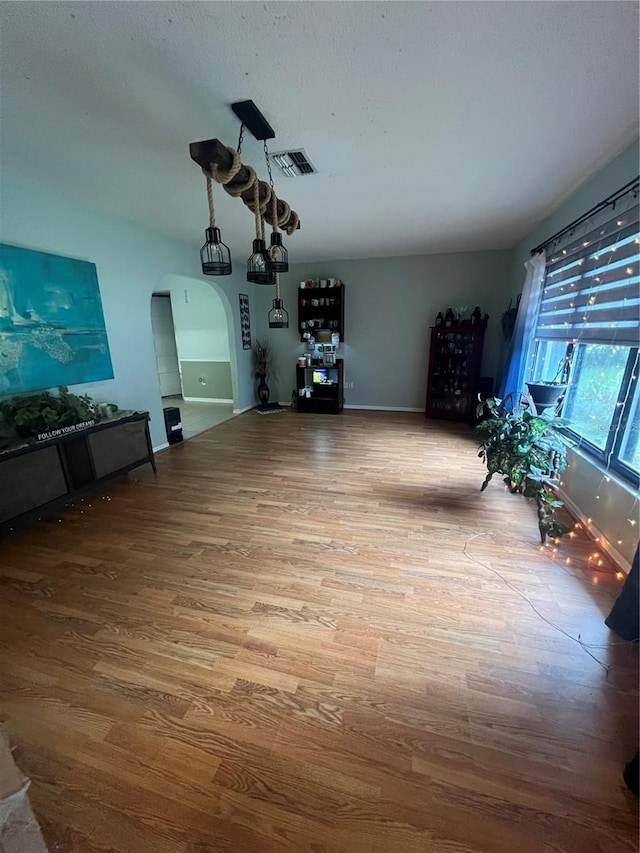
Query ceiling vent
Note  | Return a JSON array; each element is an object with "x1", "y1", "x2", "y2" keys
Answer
[{"x1": 270, "y1": 149, "x2": 317, "y2": 178}]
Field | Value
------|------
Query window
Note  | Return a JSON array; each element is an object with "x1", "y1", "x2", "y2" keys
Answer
[{"x1": 530, "y1": 210, "x2": 640, "y2": 485}]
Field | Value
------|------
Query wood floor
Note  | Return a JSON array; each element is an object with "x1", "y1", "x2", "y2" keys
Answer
[{"x1": 0, "y1": 410, "x2": 637, "y2": 853}]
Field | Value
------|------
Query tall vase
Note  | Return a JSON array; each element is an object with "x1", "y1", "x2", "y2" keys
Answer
[{"x1": 256, "y1": 373, "x2": 270, "y2": 407}]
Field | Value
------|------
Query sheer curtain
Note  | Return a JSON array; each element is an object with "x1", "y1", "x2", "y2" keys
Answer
[{"x1": 498, "y1": 251, "x2": 546, "y2": 398}]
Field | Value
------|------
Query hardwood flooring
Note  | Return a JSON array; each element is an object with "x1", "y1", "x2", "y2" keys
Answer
[{"x1": 0, "y1": 410, "x2": 637, "y2": 852}]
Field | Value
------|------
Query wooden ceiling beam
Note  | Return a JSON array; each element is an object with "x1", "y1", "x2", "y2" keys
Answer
[{"x1": 189, "y1": 138, "x2": 301, "y2": 232}]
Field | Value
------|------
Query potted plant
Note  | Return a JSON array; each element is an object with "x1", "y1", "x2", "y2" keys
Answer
[
  {"x1": 526, "y1": 349, "x2": 572, "y2": 413},
  {"x1": 475, "y1": 396, "x2": 572, "y2": 542},
  {"x1": 252, "y1": 338, "x2": 273, "y2": 408},
  {"x1": 0, "y1": 386, "x2": 98, "y2": 440}
]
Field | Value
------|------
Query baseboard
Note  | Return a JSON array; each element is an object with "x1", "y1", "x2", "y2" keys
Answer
[
  {"x1": 277, "y1": 401, "x2": 292, "y2": 407},
  {"x1": 558, "y1": 487, "x2": 631, "y2": 574},
  {"x1": 232, "y1": 404, "x2": 255, "y2": 414},
  {"x1": 153, "y1": 441, "x2": 170, "y2": 453},
  {"x1": 183, "y1": 396, "x2": 233, "y2": 404},
  {"x1": 344, "y1": 405, "x2": 424, "y2": 413}
]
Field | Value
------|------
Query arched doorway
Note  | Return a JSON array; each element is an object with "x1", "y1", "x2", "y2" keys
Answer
[{"x1": 150, "y1": 274, "x2": 239, "y2": 440}]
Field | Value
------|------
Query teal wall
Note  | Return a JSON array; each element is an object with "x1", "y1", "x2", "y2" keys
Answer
[{"x1": 265, "y1": 250, "x2": 513, "y2": 408}]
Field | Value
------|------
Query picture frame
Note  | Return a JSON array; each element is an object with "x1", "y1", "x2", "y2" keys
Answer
[{"x1": 239, "y1": 293, "x2": 251, "y2": 350}]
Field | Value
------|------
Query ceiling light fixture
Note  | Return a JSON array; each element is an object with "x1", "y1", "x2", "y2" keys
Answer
[
  {"x1": 246, "y1": 170, "x2": 274, "y2": 285},
  {"x1": 190, "y1": 101, "x2": 301, "y2": 291},
  {"x1": 200, "y1": 171, "x2": 233, "y2": 276},
  {"x1": 264, "y1": 141, "x2": 288, "y2": 274}
]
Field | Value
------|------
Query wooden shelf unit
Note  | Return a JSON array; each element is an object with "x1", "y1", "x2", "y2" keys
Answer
[
  {"x1": 298, "y1": 285, "x2": 345, "y2": 343},
  {"x1": 296, "y1": 360, "x2": 344, "y2": 414},
  {"x1": 425, "y1": 325, "x2": 485, "y2": 421}
]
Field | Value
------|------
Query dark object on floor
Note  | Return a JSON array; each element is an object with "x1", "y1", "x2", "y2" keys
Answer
[
  {"x1": 163, "y1": 406, "x2": 183, "y2": 444},
  {"x1": 623, "y1": 752, "x2": 639, "y2": 797},
  {"x1": 605, "y1": 544, "x2": 639, "y2": 641},
  {"x1": 256, "y1": 404, "x2": 284, "y2": 415}
]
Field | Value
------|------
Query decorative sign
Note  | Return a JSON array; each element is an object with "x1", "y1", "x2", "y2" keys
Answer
[
  {"x1": 37, "y1": 419, "x2": 96, "y2": 442},
  {"x1": 239, "y1": 293, "x2": 251, "y2": 350},
  {"x1": 0, "y1": 244, "x2": 114, "y2": 395}
]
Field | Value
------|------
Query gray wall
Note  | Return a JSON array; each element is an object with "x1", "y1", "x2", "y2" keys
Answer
[
  {"x1": 511, "y1": 138, "x2": 640, "y2": 567},
  {"x1": 264, "y1": 251, "x2": 513, "y2": 408}
]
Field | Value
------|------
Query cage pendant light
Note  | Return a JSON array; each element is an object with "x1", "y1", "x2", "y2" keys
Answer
[
  {"x1": 200, "y1": 174, "x2": 232, "y2": 276},
  {"x1": 264, "y1": 145, "x2": 289, "y2": 273},
  {"x1": 268, "y1": 272, "x2": 289, "y2": 328},
  {"x1": 246, "y1": 176, "x2": 274, "y2": 285}
]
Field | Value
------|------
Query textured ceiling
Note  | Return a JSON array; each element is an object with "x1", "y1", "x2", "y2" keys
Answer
[{"x1": 1, "y1": 1, "x2": 638, "y2": 262}]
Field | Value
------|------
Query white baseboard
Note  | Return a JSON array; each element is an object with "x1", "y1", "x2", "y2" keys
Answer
[
  {"x1": 153, "y1": 441, "x2": 169, "y2": 453},
  {"x1": 232, "y1": 404, "x2": 255, "y2": 414},
  {"x1": 344, "y1": 405, "x2": 424, "y2": 413},
  {"x1": 183, "y1": 396, "x2": 233, "y2": 404},
  {"x1": 558, "y1": 487, "x2": 631, "y2": 574}
]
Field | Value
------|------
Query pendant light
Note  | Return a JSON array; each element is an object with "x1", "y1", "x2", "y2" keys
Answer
[
  {"x1": 268, "y1": 193, "x2": 289, "y2": 327},
  {"x1": 200, "y1": 173, "x2": 232, "y2": 276},
  {"x1": 264, "y1": 141, "x2": 289, "y2": 273},
  {"x1": 246, "y1": 171, "x2": 274, "y2": 284},
  {"x1": 268, "y1": 273, "x2": 289, "y2": 328}
]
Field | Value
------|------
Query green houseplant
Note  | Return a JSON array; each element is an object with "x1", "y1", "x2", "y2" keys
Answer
[
  {"x1": 476, "y1": 397, "x2": 572, "y2": 542},
  {"x1": 0, "y1": 386, "x2": 97, "y2": 440}
]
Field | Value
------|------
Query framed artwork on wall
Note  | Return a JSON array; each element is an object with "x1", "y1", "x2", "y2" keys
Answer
[
  {"x1": 0, "y1": 244, "x2": 114, "y2": 395},
  {"x1": 239, "y1": 293, "x2": 251, "y2": 349}
]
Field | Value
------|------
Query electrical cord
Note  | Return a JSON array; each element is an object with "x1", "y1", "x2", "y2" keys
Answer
[{"x1": 463, "y1": 532, "x2": 638, "y2": 674}]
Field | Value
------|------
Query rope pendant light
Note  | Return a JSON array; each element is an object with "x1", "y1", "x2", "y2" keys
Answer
[
  {"x1": 200, "y1": 154, "x2": 240, "y2": 277},
  {"x1": 264, "y1": 141, "x2": 289, "y2": 273},
  {"x1": 246, "y1": 172, "x2": 274, "y2": 284},
  {"x1": 268, "y1": 192, "x2": 289, "y2": 327}
]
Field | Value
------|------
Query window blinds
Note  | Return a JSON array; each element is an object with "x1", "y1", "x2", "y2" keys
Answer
[{"x1": 536, "y1": 213, "x2": 640, "y2": 346}]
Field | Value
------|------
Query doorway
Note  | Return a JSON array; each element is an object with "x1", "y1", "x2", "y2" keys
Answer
[
  {"x1": 151, "y1": 278, "x2": 238, "y2": 441},
  {"x1": 150, "y1": 293, "x2": 181, "y2": 397}
]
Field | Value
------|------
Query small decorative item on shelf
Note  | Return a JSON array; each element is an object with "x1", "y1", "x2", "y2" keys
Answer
[
  {"x1": 444, "y1": 308, "x2": 455, "y2": 327},
  {"x1": 471, "y1": 306, "x2": 482, "y2": 326},
  {"x1": 435, "y1": 311, "x2": 444, "y2": 327}
]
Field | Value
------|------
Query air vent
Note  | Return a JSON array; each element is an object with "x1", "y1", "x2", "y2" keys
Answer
[{"x1": 270, "y1": 149, "x2": 318, "y2": 178}]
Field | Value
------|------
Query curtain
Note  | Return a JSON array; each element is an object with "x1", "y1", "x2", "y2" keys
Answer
[{"x1": 498, "y1": 251, "x2": 546, "y2": 398}]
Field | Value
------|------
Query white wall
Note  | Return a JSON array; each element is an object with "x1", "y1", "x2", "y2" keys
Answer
[
  {"x1": 166, "y1": 276, "x2": 230, "y2": 362},
  {"x1": 265, "y1": 250, "x2": 513, "y2": 407},
  {"x1": 150, "y1": 295, "x2": 181, "y2": 397},
  {"x1": 1, "y1": 168, "x2": 262, "y2": 448}
]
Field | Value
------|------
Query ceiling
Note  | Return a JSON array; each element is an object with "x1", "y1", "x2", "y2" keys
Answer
[{"x1": 1, "y1": 1, "x2": 638, "y2": 262}]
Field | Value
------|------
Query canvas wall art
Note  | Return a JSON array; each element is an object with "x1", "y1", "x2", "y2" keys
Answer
[
  {"x1": 0, "y1": 244, "x2": 114, "y2": 395},
  {"x1": 239, "y1": 293, "x2": 251, "y2": 349}
]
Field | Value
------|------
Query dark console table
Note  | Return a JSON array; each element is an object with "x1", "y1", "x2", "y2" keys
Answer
[{"x1": 0, "y1": 411, "x2": 155, "y2": 534}]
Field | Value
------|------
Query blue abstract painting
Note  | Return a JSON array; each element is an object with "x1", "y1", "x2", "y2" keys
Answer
[{"x1": 0, "y1": 244, "x2": 113, "y2": 395}]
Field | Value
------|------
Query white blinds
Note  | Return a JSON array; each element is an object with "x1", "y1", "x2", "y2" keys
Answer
[{"x1": 536, "y1": 214, "x2": 640, "y2": 346}]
